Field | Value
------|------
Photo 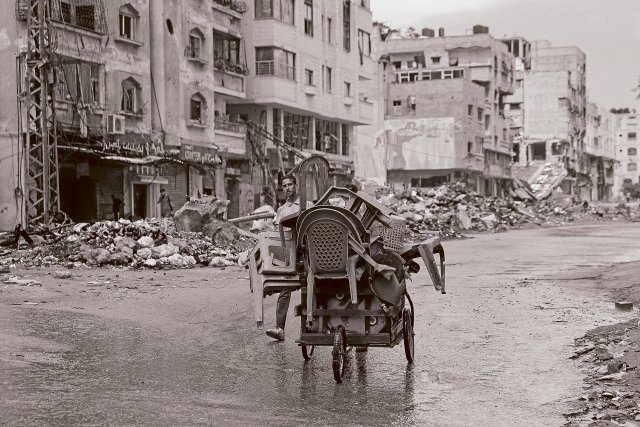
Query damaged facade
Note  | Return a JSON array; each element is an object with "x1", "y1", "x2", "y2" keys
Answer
[
  {"x1": 366, "y1": 25, "x2": 515, "y2": 196},
  {"x1": 583, "y1": 103, "x2": 616, "y2": 201},
  {"x1": 513, "y1": 40, "x2": 587, "y2": 195},
  {"x1": 2, "y1": 0, "x2": 301, "y2": 230},
  {"x1": 613, "y1": 112, "x2": 640, "y2": 197}
]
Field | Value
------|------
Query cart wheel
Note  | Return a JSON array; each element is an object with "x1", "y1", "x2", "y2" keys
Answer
[
  {"x1": 403, "y1": 308, "x2": 415, "y2": 364},
  {"x1": 332, "y1": 325, "x2": 347, "y2": 383},
  {"x1": 302, "y1": 345, "x2": 315, "y2": 361}
]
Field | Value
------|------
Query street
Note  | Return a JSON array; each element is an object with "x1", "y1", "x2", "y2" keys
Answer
[{"x1": 2, "y1": 223, "x2": 640, "y2": 426}]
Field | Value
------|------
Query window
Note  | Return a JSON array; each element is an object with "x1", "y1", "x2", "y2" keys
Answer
[
  {"x1": 468, "y1": 142, "x2": 473, "y2": 153},
  {"x1": 467, "y1": 105, "x2": 473, "y2": 116},
  {"x1": 60, "y1": 2, "x2": 71, "y2": 23},
  {"x1": 118, "y1": 5, "x2": 139, "y2": 40},
  {"x1": 187, "y1": 29, "x2": 205, "y2": 60},
  {"x1": 344, "y1": 81, "x2": 351, "y2": 97},
  {"x1": 341, "y1": 123, "x2": 349, "y2": 156},
  {"x1": 213, "y1": 31, "x2": 244, "y2": 73},
  {"x1": 510, "y1": 103, "x2": 522, "y2": 110},
  {"x1": 629, "y1": 132, "x2": 637, "y2": 139},
  {"x1": 629, "y1": 163, "x2": 637, "y2": 171},
  {"x1": 190, "y1": 93, "x2": 206, "y2": 125},
  {"x1": 326, "y1": 66, "x2": 332, "y2": 92},
  {"x1": 305, "y1": 68, "x2": 314, "y2": 86},
  {"x1": 304, "y1": 0, "x2": 313, "y2": 36},
  {"x1": 121, "y1": 77, "x2": 141, "y2": 114},
  {"x1": 256, "y1": 46, "x2": 296, "y2": 80},
  {"x1": 343, "y1": 0, "x2": 351, "y2": 52},
  {"x1": 629, "y1": 148, "x2": 637, "y2": 155},
  {"x1": 315, "y1": 119, "x2": 339, "y2": 153},
  {"x1": 392, "y1": 100, "x2": 401, "y2": 107},
  {"x1": 76, "y1": 5, "x2": 96, "y2": 31},
  {"x1": 255, "y1": 0, "x2": 294, "y2": 25},
  {"x1": 477, "y1": 108, "x2": 483, "y2": 122},
  {"x1": 56, "y1": 61, "x2": 101, "y2": 106},
  {"x1": 327, "y1": 17, "x2": 332, "y2": 43},
  {"x1": 357, "y1": 29, "x2": 371, "y2": 57},
  {"x1": 431, "y1": 56, "x2": 441, "y2": 64},
  {"x1": 449, "y1": 57, "x2": 459, "y2": 66}
]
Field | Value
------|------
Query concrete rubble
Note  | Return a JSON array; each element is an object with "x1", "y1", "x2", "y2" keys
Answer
[
  {"x1": 375, "y1": 182, "x2": 638, "y2": 240},
  {"x1": 0, "y1": 216, "x2": 255, "y2": 270}
]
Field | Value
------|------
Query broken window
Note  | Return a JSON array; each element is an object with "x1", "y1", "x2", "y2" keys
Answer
[
  {"x1": 75, "y1": 5, "x2": 95, "y2": 31},
  {"x1": 190, "y1": 94, "x2": 206, "y2": 124},
  {"x1": 121, "y1": 77, "x2": 141, "y2": 114},
  {"x1": 343, "y1": 0, "x2": 351, "y2": 52},
  {"x1": 304, "y1": 0, "x2": 313, "y2": 36},
  {"x1": 52, "y1": 0, "x2": 107, "y2": 34}
]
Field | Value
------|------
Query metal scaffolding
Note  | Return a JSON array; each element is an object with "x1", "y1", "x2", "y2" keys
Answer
[{"x1": 22, "y1": 0, "x2": 60, "y2": 226}]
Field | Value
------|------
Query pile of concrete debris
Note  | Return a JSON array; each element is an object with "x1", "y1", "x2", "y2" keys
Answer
[
  {"x1": 0, "y1": 199, "x2": 255, "y2": 269},
  {"x1": 565, "y1": 319, "x2": 640, "y2": 424},
  {"x1": 376, "y1": 182, "x2": 635, "y2": 240}
]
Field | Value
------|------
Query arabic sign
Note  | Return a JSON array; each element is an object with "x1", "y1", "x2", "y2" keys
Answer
[
  {"x1": 180, "y1": 144, "x2": 220, "y2": 165},
  {"x1": 102, "y1": 139, "x2": 165, "y2": 156}
]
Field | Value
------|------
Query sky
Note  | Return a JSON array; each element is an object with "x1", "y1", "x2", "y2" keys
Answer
[{"x1": 372, "y1": 0, "x2": 640, "y2": 109}]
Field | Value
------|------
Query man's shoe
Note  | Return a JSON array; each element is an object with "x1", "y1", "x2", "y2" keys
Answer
[{"x1": 266, "y1": 327, "x2": 285, "y2": 341}]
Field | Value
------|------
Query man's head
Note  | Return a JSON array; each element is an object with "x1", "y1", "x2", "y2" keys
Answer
[
  {"x1": 281, "y1": 175, "x2": 297, "y2": 200},
  {"x1": 160, "y1": 188, "x2": 166, "y2": 194}
]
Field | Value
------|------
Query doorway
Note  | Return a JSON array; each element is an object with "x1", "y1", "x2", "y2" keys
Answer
[{"x1": 133, "y1": 184, "x2": 148, "y2": 218}]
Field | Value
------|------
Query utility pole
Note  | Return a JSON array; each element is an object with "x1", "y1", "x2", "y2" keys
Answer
[{"x1": 22, "y1": 0, "x2": 59, "y2": 227}]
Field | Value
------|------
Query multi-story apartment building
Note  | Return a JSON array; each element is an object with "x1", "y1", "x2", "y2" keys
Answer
[
  {"x1": 584, "y1": 103, "x2": 616, "y2": 201},
  {"x1": 227, "y1": 0, "x2": 375, "y2": 197},
  {"x1": 613, "y1": 111, "x2": 640, "y2": 198},
  {"x1": 518, "y1": 40, "x2": 587, "y2": 195},
  {"x1": 377, "y1": 25, "x2": 515, "y2": 195}
]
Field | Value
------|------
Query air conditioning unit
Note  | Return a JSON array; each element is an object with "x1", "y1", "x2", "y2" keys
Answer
[{"x1": 107, "y1": 114, "x2": 125, "y2": 135}]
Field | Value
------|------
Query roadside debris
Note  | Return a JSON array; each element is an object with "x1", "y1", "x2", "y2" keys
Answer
[
  {"x1": 566, "y1": 319, "x2": 640, "y2": 424},
  {"x1": 0, "y1": 217, "x2": 255, "y2": 270},
  {"x1": 374, "y1": 182, "x2": 636, "y2": 240}
]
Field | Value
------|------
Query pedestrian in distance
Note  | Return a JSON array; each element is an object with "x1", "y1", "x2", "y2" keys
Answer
[
  {"x1": 265, "y1": 174, "x2": 313, "y2": 341},
  {"x1": 157, "y1": 188, "x2": 174, "y2": 217}
]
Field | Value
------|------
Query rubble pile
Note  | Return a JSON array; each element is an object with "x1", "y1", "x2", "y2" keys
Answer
[
  {"x1": 0, "y1": 217, "x2": 255, "y2": 269},
  {"x1": 376, "y1": 182, "x2": 636, "y2": 240},
  {"x1": 565, "y1": 319, "x2": 640, "y2": 423}
]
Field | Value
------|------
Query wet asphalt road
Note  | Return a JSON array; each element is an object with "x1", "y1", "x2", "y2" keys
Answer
[{"x1": 2, "y1": 223, "x2": 640, "y2": 426}]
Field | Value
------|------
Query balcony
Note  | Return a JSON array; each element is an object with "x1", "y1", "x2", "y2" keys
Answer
[
  {"x1": 214, "y1": 60, "x2": 247, "y2": 98},
  {"x1": 212, "y1": 0, "x2": 247, "y2": 14},
  {"x1": 214, "y1": 119, "x2": 246, "y2": 157},
  {"x1": 256, "y1": 61, "x2": 296, "y2": 81}
]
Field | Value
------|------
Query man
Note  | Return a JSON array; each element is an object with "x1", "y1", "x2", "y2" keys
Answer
[
  {"x1": 157, "y1": 188, "x2": 174, "y2": 217},
  {"x1": 265, "y1": 175, "x2": 313, "y2": 341},
  {"x1": 111, "y1": 194, "x2": 123, "y2": 220}
]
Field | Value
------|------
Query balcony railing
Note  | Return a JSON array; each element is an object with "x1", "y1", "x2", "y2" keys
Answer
[
  {"x1": 213, "y1": 0, "x2": 247, "y2": 13},
  {"x1": 256, "y1": 61, "x2": 296, "y2": 81},
  {"x1": 215, "y1": 119, "x2": 246, "y2": 134}
]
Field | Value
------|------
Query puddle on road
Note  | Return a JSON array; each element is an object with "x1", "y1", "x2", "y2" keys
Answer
[{"x1": 1, "y1": 307, "x2": 437, "y2": 426}]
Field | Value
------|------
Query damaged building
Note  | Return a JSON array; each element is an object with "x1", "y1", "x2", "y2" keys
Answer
[
  {"x1": 371, "y1": 24, "x2": 515, "y2": 196},
  {"x1": 0, "y1": 0, "x2": 259, "y2": 230}
]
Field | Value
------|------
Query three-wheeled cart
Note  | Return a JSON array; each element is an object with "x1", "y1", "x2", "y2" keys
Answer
[{"x1": 248, "y1": 156, "x2": 446, "y2": 382}]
